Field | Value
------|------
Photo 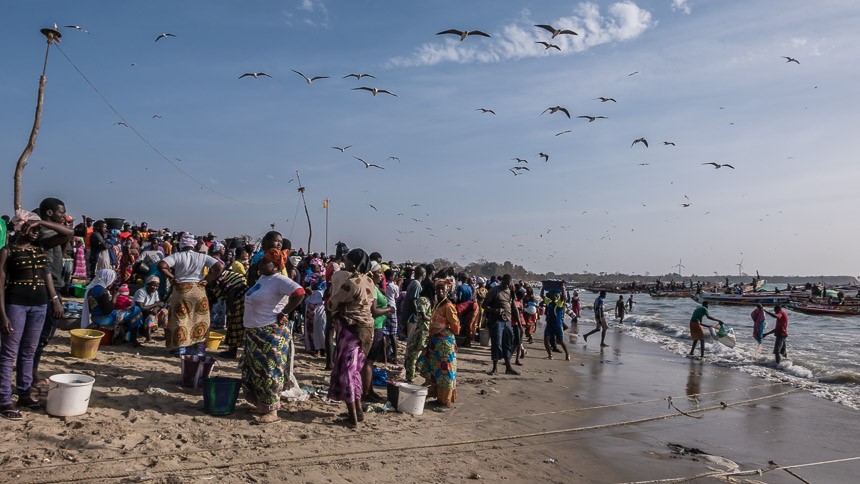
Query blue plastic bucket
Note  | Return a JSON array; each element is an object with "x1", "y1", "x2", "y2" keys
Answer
[
  {"x1": 201, "y1": 377, "x2": 241, "y2": 415},
  {"x1": 372, "y1": 368, "x2": 388, "y2": 387}
]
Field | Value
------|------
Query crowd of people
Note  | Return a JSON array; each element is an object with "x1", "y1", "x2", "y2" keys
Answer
[{"x1": 0, "y1": 198, "x2": 589, "y2": 424}]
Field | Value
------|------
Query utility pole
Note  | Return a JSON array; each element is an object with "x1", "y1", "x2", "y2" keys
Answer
[
  {"x1": 14, "y1": 26, "x2": 61, "y2": 210},
  {"x1": 296, "y1": 170, "x2": 312, "y2": 253},
  {"x1": 323, "y1": 198, "x2": 330, "y2": 255}
]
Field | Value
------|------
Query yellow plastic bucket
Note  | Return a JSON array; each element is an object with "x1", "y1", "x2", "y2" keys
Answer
[
  {"x1": 69, "y1": 329, "x2": 105, "y2": 360},
  {"x1": 205, "y1": 331, "x2": 225, "y2": 351}
]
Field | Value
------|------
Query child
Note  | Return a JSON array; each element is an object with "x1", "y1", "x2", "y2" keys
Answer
[{"x1": 114, "y1": 285, "x2": 133, "y2": 311}]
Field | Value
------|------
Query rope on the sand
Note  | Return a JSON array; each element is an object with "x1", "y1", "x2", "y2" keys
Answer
[
  {"x1": 53, "y1": 44, "x2": 290, "y2": 207},
  {"x1": 623, "y1": 455, "x2": 860, "y2": 484},
  {"x1": 8, "y1": 388, "x2": 801, "y2": 483},
  {"x1": 666, "y1": 396, "x2": 703, "y2": 419}
]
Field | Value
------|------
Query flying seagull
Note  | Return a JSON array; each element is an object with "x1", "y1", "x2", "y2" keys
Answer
[
  {"x1": 239, "y1": 72, "x2": 272, "y2": 79},
  {"x1": 782, "y1": 56, "x2": 800, "y2": 64},
  {"x1": 155, "y1": 33, "x2": 176, "y2": 42},
  {"x1": 351, "y1": 87, "x2": 397, "y2": 97},
  {"x1": 343, "y1": 73, "x2": 376, "y2": 80},
  {"x1": 663, "y1": 141, "x2": 676, "y2": 146},
  {"x1": 702, "y1": 162, "x2": 735, "y2": 169},
  {"x1": 354, "y1": 156, "x2": 384, "y2": 169},
  {"x1": 512, "y1": 157, "x2": 528, "y2": 163},
  {"x1": 476, "y1": 108, "x2": 496, "y2": 114},
  {"x1": 509, "y1": 168, "x2": 522, "y2": 176},
  {"x1": 368, "y1": 204, "x2": 378, "y2": 211},
  {"x1": 534, "y1": 24, "x2": 578, "y2": 38},
  {"x1": 555, "y1": 130, "x2": 572, "y2": 136},
  {"x1": 152, "y1": 114, "x2": 162, "y2": 119},
  {"x1": 637, "y1": 163, "x2": 650, "y2": 166},
  {"x1": 332, "y1": 145, "x2": 352, "y2": 152},
  {"x1": 681, "y1": 203, "x2": 691, "y2": 208},
  {"x1": 410, "y1": 204, "x2": 420, "y2": 207},
  {"x1": 388, "y1": 156, "x2": 400, "y2": 162},
  {"x1": 578, "y1": 115, "x2": 607, "y2": 122},
  {"x1": 291, "y1": 70, "x2": 329, "y2": 84},
  {"x1": 631, "y1": 138, "x2": 649, "y2": 148},
  {"x1": 627, "y1": 71, "x2": 639, "y2": 77},
  {"x1": 596, "y1": 97, "x2": 617, "y2": 103},
  {"x1": 436, "y1": 29, "x2": 491, "y2": 41},
  {"x1": 541, "y1": 106, "x2": 570, "y2": 118},
  {"x1": 512, "y1": 166, "x2": 530, "y2": 171},
  {"x1": 114, "y1": 122, "x2": 129, "y2": 127},
  {"x1": 62, "y1": 25, "x2": 89, "y2": 33},
  {"x1": 539, "y1": 152, "x2": 549, "y2": 162},
  {"x1": 535, "y1": 41, "x2": 561, "y2": 51}
]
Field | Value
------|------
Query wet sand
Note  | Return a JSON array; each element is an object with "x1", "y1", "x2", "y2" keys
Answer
[{"x1": 0, "y1": 323, "x2": 856, "y2": 483}]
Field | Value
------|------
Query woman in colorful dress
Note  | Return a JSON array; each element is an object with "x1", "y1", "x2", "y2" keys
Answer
[
  {"x1": 326, "y1": 248, "x2": 375, "y2": 427},
  {"x1": 133, "y1": 275, "x2": 168, "y2": 342},
  {"x1": 0, "y1": 211, "x2": 67, "y2": 419},
  {"x1": 71, "y1": 237, "x2": 87, "y2": 278},
  {"x1": 419, "y1": 279, "x2": 460, "y2": 407},
  {"x1": 303, "y1": 280, "x2": 326, "y2": 357},
  {"x1": 209, "y1": 268, "x2": 248, "y2": 359},
  {"x1": 241, "y1": 248, "x2": 305, "y2": 424},
  {"x1": 157, "y1": 233, "x2": 224, "y2": 356}
]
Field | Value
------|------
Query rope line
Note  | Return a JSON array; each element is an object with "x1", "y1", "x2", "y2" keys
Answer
[
  {"x1": 4, "y1": 388, "x2": 802, "y2": 483},
  {"x1": 54, "y1": 44, "x2": 291, "y2": 207}
]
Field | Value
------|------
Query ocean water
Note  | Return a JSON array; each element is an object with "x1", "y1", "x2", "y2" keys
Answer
[{"x1": 571, "y1": 290, "x2": 860, "y2": 409}]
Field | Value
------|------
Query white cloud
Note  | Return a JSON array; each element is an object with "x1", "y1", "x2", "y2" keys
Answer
[
  {"x1": 283, "y1": 0, "x2": 329, "y2": 28},
  {"x1": 388, "y1": 2, "x2": 654, "y2": 67},
  {"x1": 672, "y1": 0, "x2": 691, "y2": 15}
]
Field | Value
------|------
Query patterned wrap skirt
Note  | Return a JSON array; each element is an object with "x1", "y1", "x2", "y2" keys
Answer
[
  {"x1": 419, "y1": 331, "x2": 458, "y2": 405},
  {"x1": 166, "y1": 283, "x2": 210, "y2": 349},
  {"x1": 327, "y1": 325, "x2": 366, "y2": 403},
  {"x1": 241, "y1": 323, "x2": 290, "y2": 412}
]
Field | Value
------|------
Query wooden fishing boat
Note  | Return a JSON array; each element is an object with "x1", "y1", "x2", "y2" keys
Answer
[
  {"x1": 692, "y1": 292, "x2": 791, "y2": 306},
  {"x1": 789, "y1": 303, "x2": 860, "y2": 316},
  {"x1": 650, "y1": 290, "x2": 695, "y2": 298}
]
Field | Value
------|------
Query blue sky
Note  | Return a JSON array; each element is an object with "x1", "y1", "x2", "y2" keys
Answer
[{"x1": 2, "y1": 1, "x2": 858, "y2": 276}]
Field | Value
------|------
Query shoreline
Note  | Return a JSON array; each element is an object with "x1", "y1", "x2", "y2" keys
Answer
[{"x1": 0, "y1": 324, "x2": 856, "y2": 482}]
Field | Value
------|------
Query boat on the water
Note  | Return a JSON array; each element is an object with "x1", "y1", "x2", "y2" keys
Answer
[
  {"x1": 789, "y1": 303, "x2": 860, "y2": 316},
  {"x1": 692, "y1": 292, "x2": 791, "y2": 306},
  {"x1": 651, "y1": 290, "x2": 696, "y2": 298}
]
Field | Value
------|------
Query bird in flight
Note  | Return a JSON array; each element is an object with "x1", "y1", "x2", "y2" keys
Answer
[
  {"x1": 539, "y1": 152, "x2": 549, "y2": 162},
  {"x1": 637, "y1": 163, "x2": 650, "y2": 166},
  {"x1": 541, "y1": 106, "x2": 571, "y2": 118},
  {"x1": 155, "y1": 33, "x2": 176, "y2": 42},
  {"x1": 343, "y1": 73, "x2": 375, "y2": 80},
  {"x1": 512, "y1": 158, "x2": 528, "y2": 163},
  {"x1": 596, "y1": 97, "x2": 616, "y2": 103},
  {"x1": 436, "y1": 29, "x2": 491, "y2": 41},
  {"x1": 410, "y1": 217, "x2": 423, "y2": 222},
  {"x1": 627, "y1": 71, "x2": 639, "y2": 77},
  {"x1": 476, "y1": 108, "x2": 496, "y2": 115},
  {"x1": 152, "y1": 114, "x2": 162, "y2": 119},
  {"x1": 388, "y1": 156, "x2": 401, "y2": 162},
  {"x1": 512, "y1": 166, "x2": 530, "y2": 171},
  {"x1": 410, "y1": 204, "x2": 420, "y2": 207},
  {"x1": 631, "y1": 138, "x2": 649, "y2": 148},
  {"x1": 782, "y1": 56, "x2": 800, "y2": 64},
  {"x1": 702, "y1": 162, "x2": 735, "y2": 169},
  {"x1": 535, "y1": 41, "x2": 561, "y2": 51},
  {"x1": 63, "y1": 25, "x2": 89, "y2": 33},
  {"x1": 239, "y1": 72, "x2": 272, "y2": 79},
  {"x1": 681, "y1": 203, "x2": 691, "y2": 208},
  {"x1": 352, "y1": 87, "x2": 397, "y2": 97},
  {"x1": 663, "y1": 141, "x2": 676, "y2": 146},
  {"x1": 509, "y1": 168, "x2": 522, "y2": 176},
  {"x1": 555, "y1": 130, "x2": 572, "y2": 136},
  {"x1": 354, "y1": 156, "x2": 384, "y2": 169},
  {"x1": 292, "y1": 70, "x2": 329, "y2": 84},
  {"x1": 368, "y1": 204, "x2": 378, "y2": 211},
  {"x1": 332, "y1": 145, "x2": 352, "y2": 152},
  {"x1": 114, "y1": 121, "x2": 129, "y2": 127},
  {"x1": 578, "y1": 115, "x2": 607, "y2": 122},
  {"x1": 534, "y1": 24, "x2": 578, "y2": 38}
]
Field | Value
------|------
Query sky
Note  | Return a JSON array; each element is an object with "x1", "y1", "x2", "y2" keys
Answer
[{"x1": 1, "y1": 1, "x2": 859, "y2": 277}]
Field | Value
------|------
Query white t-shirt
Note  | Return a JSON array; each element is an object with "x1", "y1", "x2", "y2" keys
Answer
[
  {"x1": 133, "y1": 288, "x2": 160, "y2": 307},
  {"x1": 243, "y1": 274, "x2": 303, "y2": 328},
  {"x1": 161, "y1": 251, "x2": 218, "y2": 283}
]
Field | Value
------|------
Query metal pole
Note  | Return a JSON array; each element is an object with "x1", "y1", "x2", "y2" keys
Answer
[
  {"x1": 325, "y1": 198, "x2": 329, "y2": 255},
  {"x1": 296, "y1": 170, "x2": 312, "y2": 253}
]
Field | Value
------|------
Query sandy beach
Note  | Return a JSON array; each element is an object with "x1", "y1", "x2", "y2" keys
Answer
[{"x1": 0, "y1": 323, "x2": 857, "y2": 483}]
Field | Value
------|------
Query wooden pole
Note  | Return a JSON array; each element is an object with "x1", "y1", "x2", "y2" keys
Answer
[
  {"x1": 14, "y1": 29, "x2": 59, "y2": 210},
  {"x1": 324, "y1": 198, "x2": 329, "y2": 255},
  {"x1": 296, "y1": 170, "x2": 312, "y2": 253}
]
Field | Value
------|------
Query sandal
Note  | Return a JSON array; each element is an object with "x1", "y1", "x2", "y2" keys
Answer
[
  {"x1": 17, "y1": 397, "x2": 42, "y2": 409},
  {"x1": 1, "y1": 406, "x2": 22, "y2": 420}
]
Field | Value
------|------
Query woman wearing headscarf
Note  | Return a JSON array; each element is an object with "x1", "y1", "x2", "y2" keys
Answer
[
  {"x1": 157, "y1": 232, "x2": 224, "y2": 355},
  {"x1": 133, "y1": 275, "x2": 168, "y2": 343},
  {"x1": 362, "y1": 261, "x2": 395, "y2": 401},
  {"x1": 81, "y1": 268, "x2": 144, "y2": 345},
  {"x1": 326, "y1": 248, "x2": 375, "y2": 427},
  {"x1": 418, "y1": 279, "x2": 461, "y2": 407},
  {"x1": 0, "y1": 210, "x2": 67, "y2": 419},
  {"x1": 241, "y1": 248, "x2": 305, "y2": 424},
  {"x1": 209, "y1": 266, "x2": 249, "y2": 360}
]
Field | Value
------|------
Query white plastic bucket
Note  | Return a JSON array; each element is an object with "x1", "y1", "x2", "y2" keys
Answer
[
  {"x1": 46, "y1": 373, "x2": 96, "y2": 417},
  {"x1": 397, "y1": 383, "x2": 428, "y2": 415},
  {"x1": 479, "y1": 328, "x2": 490, "y2": 347}
]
